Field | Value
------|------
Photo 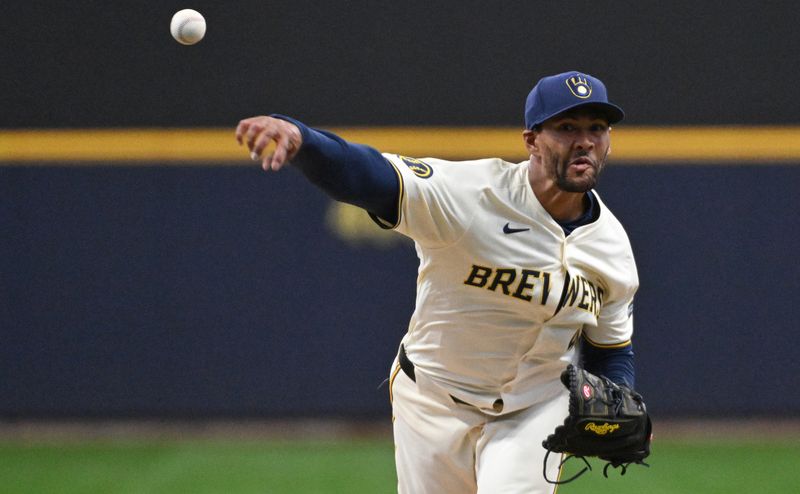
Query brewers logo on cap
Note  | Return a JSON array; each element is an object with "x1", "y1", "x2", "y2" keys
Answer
[
  {"x1": 401, "y1": 156, "x2": 433, "y2": 178},
  {"x1": 566, "y1": 75, "x2": 592, "y2": 99}
]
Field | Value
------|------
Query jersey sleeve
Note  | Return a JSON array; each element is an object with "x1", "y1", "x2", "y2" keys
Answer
[
  {"x1": 376, "y1": 154, "x2": 477, "y2": 248},
  {"x1": 583, "y1": 236, "x2": 639, "y2": 348},
  {"x1": 580, "y1": 199, "x2": 640, "y2": 348},
  {"x1": 584, "y1": 292, "x2": 636, "y2": 347}
]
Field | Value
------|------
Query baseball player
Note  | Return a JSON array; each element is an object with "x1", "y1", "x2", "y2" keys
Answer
[{"x1": 236, "y1": 71, "x2": 639, "y2": 493}]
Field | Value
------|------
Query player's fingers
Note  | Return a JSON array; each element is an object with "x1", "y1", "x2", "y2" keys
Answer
[
  {"x1": 252, "y1": 129, "x2": 278, "y2": 159},
  {"x1": 262, "y1": 153, "x2": 276, "y2": 172},
  {"x1": 270, "y1": 149, "x2": 286, "y2": 171},
  {"x1": 244, "y1": 118, "x2": 277, "y2": 151},
  {"x1": 244, "y1": 124, "x2": 265, "y2": 151},
  {"x1": 271, "y1": 133, "x2": 290, "y2": 170},
  {"x1": 235, "y1": 116, "x2": 263, "y2": 145},
  {"x1": 235, "y1": 121, "x2": 250, "y2": 145}
]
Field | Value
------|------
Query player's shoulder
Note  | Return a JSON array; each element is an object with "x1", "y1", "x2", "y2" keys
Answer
[
  {"x1": 589, "y1": 192, "x2": 639, "y2": 288},
  {"x1": 593, "y1": 192, "x2": 628, "y2": 236},
  {"x1": 592, "y1": 191, "x2": 637, "y2": 257},
  {"x1": 382, "y1": 154, "x2": 521, "y2": 186}
]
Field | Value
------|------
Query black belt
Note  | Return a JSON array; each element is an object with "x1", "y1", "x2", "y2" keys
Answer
[{"x1": 398, "y1": 344, "x2": 416, "y2": 382}]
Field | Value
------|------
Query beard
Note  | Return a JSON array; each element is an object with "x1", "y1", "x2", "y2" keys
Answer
[{"x1": 547, "y1": 149, "x2": 609, "y2": 193}]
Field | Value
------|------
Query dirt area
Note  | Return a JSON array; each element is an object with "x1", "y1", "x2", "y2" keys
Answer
[
  {"x1": 1, "y1": 417, "x2": 798, "y2": 442},
  {"x1": 0, "y1": 418, "x2": 393, "y2": 442},
  {"x1": 649, "y1": 418, "x2": 800, "y2": 440}
]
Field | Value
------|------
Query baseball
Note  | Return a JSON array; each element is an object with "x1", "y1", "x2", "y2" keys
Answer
[{"x1": 170, "y1": 9, "x2": 206, "y2": 45}]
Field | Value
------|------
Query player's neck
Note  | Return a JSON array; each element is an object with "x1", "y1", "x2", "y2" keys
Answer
[{"x1": 528, "y1": 164, "x2": 587, "y2": 223}]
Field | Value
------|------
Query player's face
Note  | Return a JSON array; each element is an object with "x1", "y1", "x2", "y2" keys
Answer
[{"x1": 535, "y1": 112, "x2": 611, "y2": 192}]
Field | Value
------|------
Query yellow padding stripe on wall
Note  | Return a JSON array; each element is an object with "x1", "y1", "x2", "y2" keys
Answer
[{"x1": 2, "y1": 126, "x2": 800, "y2": 164}]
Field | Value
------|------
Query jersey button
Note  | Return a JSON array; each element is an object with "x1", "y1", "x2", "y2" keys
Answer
[{"x1": 492, "y1": 399, "x2": 504, "y2": 413}]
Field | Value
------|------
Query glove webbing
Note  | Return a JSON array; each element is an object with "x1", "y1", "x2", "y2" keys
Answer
[{"x1": 543, "y1": 450, "x2": 649, "y2": 485}]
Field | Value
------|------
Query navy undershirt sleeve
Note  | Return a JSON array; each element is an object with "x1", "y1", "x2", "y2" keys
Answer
[
  {"x1": 271, "y1": 115, "x2": 399, "y2": 224},
  {"x1": 580, "y1": 337, "x2": 636, "y2": 388}
]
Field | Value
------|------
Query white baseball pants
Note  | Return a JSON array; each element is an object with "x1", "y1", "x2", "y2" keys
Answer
[{"x1": 390, "y1": 360, "x2": 569, "y2": 493}]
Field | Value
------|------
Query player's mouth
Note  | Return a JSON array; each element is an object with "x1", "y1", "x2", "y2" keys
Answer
[{"x1": 568, "y1": 156, "x2": 594, "y2": 173}]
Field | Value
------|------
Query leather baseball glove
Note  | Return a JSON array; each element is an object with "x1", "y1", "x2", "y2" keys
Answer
[{"x1": 542, "y1": 364, "x2": 652, "y2": 484}]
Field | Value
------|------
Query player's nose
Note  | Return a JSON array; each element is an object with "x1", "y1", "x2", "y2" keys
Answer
[{"x1": 574, "y1": 130, "x2": 595, "y2": 150}]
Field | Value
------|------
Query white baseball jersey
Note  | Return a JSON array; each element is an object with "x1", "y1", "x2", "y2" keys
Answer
[{"x1": 380, "y1": 154, "x2": 639, "y2": 415}]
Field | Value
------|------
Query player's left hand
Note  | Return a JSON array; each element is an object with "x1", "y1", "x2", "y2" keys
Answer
[
  {"x1": 235, "y1": 115, "x2": 303, "y2": 171},
  {"x1": 541, "y1": 364, "x2": 652, "y2": 484}
]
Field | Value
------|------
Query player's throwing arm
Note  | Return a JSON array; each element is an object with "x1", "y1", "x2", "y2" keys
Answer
[{"x1": 236, "y1": 116, "x2": 303, "y2": 171}]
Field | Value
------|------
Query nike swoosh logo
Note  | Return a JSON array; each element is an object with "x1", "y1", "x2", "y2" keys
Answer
[{"x1": 503, "y1": 222, "x2": 530, "y2": 234}]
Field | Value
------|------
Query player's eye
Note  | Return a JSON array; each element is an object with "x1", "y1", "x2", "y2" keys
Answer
[
  {"x1": 559, "y1": 123, "x2": 575, "y2": 131},
  {"x1": 590, "y1": 123, "x2": 608, "y2": 132}
]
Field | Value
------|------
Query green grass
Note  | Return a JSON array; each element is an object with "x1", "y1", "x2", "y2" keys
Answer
[
  {"x1": 1, "y1": 438, "x2": 798, "y2": 493},
  {"x1": 0, "y1": 440, "x2": 397, "y2": 494},
  {"x1": 559, "y1": 439, "x2": 800, "y2": 493}
]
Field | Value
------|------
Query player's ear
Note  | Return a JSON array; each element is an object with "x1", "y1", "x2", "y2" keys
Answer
[{"x1": 522, "y1": 129, "x2": 539, "y2": 153}]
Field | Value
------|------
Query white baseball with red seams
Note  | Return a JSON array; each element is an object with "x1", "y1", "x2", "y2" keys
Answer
[{"x1": 170, "y1": 9, "x2": 206, "y2": 45}]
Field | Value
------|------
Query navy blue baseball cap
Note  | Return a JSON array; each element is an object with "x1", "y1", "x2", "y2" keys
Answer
[{"x1": 524, "y1": 71, "x2": 624, "y2": 129}]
